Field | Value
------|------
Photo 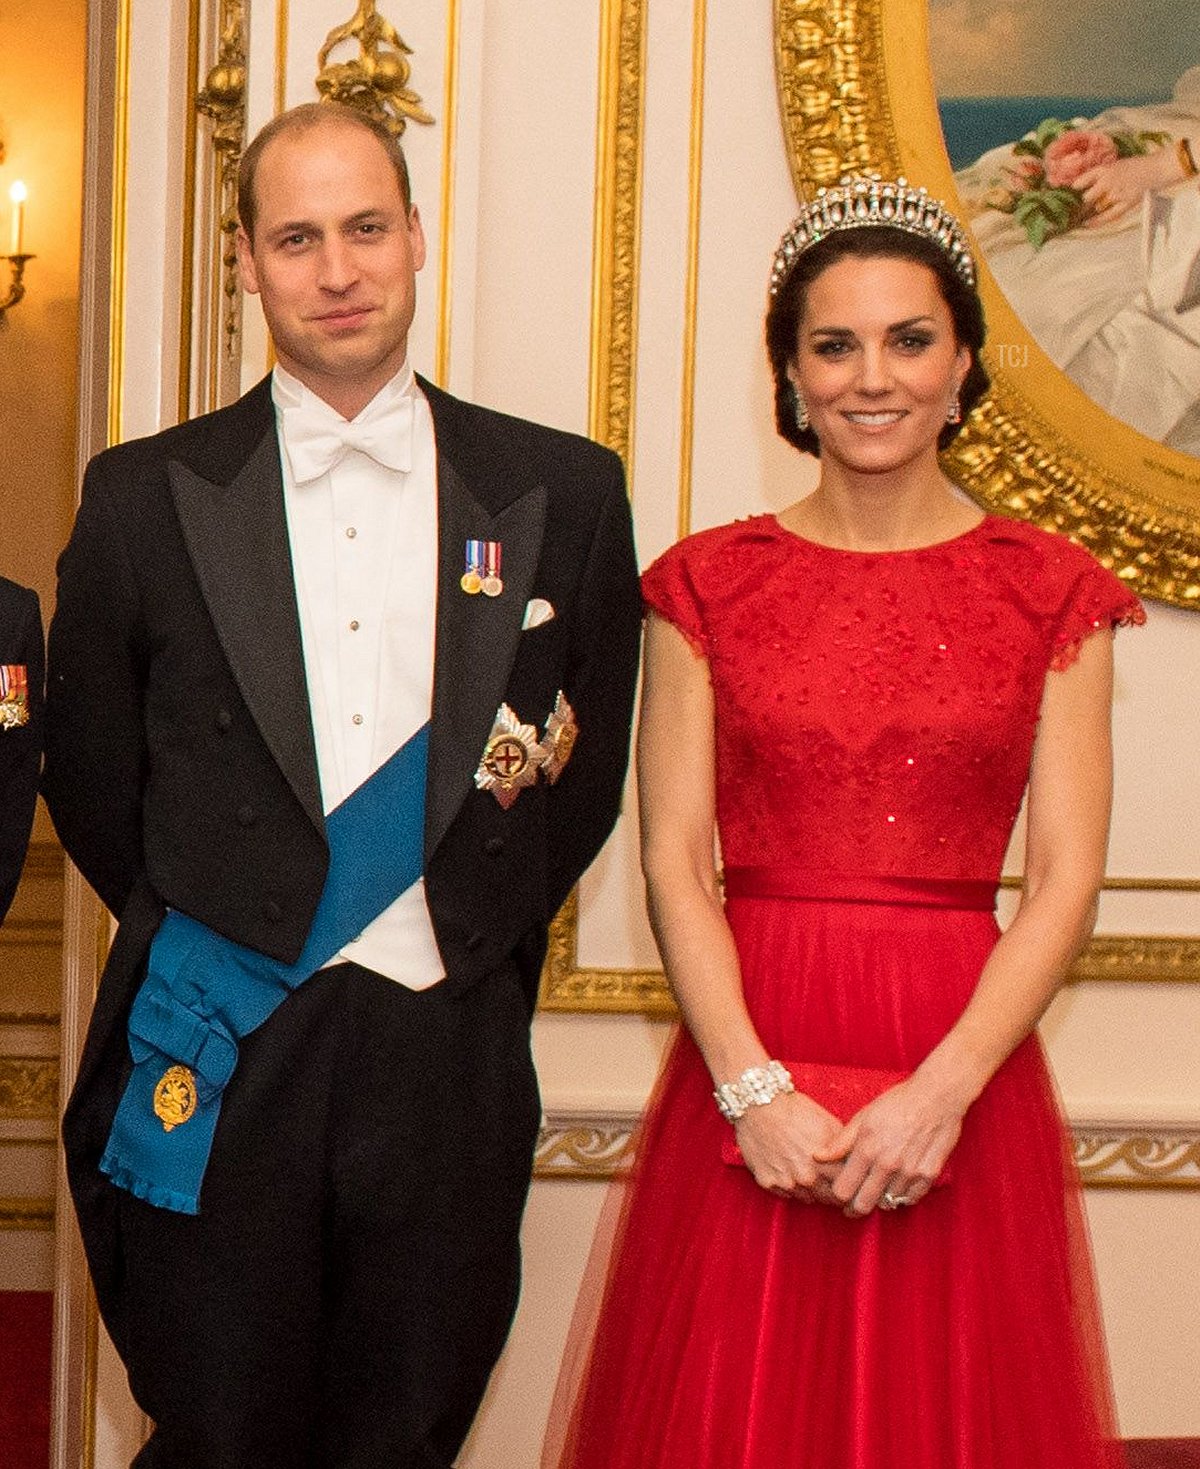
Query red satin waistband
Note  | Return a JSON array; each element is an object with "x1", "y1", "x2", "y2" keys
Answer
[{"x1": 722, "y1": 868, "x2": 998, "y2": 911}]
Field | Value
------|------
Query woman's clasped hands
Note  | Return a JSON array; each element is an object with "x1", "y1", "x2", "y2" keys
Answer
[{"x1": 735, "y1": 1073, "x2": 965, "y2": 1218}]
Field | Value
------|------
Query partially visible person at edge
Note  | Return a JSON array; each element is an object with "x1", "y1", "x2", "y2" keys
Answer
[
  {"x1": 43, "y1": 101, "x2": 641, "y2": 1469},
  {"x1": 0, "y1": 577, "x2": 42, "y2": 926},
  {"x1": 545, "y1": 177, "x2": 1141, "y2": 1469}
]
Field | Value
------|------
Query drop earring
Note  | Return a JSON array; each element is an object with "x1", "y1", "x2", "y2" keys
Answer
[
  {"x1": 793, "y1": 387, "x2": 810, "y2": 433},
  {"x1": 946, "y1": 392, "x2": 962, "y2": 425}
]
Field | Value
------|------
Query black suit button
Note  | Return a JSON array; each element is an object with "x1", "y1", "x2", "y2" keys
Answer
[
  {"x1": 236, "y1": 804, "x2": 256, "y2": 827},
  {"x1": 485, "y1": 837, "x2": 504, "y2": 856},
  {"x1": 215, "y1": 709, "x2": 233, "y2": 732},
  {"x1": 264, "y1": 900, "x2": 283, "y2": 922},
  {"x1": 465, "y1": 932, "x2": 483, "y2": 951}
]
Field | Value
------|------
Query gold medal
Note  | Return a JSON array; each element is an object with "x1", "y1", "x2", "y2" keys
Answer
[
  {"x1": 153, "y1": 1064, "x2": 198, "y2": 1132},
  {"x1": 541, "y1": 691, "x2": 579, "y2": 785},
  {"x1": 461, "y1": 539, "x2": 485, "y2": 595},
  {"x1": 475, "y1": 704, "x2": 548, "y2": 808}
]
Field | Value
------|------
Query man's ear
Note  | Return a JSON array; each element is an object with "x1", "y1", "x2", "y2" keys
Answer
[{"x1": 235, "y1": 226, "x2": 260, "y2": 296}]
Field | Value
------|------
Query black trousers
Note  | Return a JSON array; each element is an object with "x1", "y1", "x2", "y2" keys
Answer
[{"x1": 115, "y1": 960, "x2": 541, "y2": 1469}]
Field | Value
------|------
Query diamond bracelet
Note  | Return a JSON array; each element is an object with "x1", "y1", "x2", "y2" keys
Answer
[{"x1": 713, "y1": 1060, "x2": 795, "y2": 1123}]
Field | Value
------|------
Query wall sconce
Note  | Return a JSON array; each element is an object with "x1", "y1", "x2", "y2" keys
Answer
[{"x1": 2, "y1": 176, "x2": 34, "y2": 321}]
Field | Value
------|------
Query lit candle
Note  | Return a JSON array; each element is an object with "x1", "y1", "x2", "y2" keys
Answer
[{"x1": 9, "y1": 181, "x2": 27, "y2": 256}]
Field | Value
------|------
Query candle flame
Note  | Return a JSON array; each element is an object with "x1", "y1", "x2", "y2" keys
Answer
[{"x1": 9, "y1": 181, "x2": 26, "y2": 205}]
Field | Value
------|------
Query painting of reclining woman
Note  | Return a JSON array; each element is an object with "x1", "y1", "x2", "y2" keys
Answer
[{"x1": 932, "y1": 0, "x2": 1199, "y2": 456}]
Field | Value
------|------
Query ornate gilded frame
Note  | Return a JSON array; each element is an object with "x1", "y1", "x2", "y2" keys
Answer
[{"x1": 776, "y1": 0, "x2": 1200, "y2": 607}]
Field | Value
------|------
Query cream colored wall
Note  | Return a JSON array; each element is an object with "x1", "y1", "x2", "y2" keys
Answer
[{"x1": 66, "y1": 1, "x2": 1200, "y2": 1463}]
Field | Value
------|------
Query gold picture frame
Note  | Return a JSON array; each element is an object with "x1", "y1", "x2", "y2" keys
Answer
[{"x1": 775, "y1": 0, "x2": 1200, "y2": 608}]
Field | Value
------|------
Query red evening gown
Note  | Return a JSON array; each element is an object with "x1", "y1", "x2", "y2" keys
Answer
[{"x1": 549, "y1": 514, "x2": 1143, "y2": 1469}]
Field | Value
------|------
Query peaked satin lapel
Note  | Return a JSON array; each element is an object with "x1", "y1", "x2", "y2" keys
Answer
[
  {"x1": 425, "y1": 454, "x2": 547, "y2": 860},
  {"x1": 168, "y1": 431, "x2": 324, "y2": 835}
]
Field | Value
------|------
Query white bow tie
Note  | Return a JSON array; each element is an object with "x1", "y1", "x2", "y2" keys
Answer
[{"x1": 282, "y1": 395, "x2": 414, "y2": 484}]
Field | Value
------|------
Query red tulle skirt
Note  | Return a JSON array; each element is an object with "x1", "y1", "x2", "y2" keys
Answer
[{"x1": 547, "y1": 896, "x2": 1124, "y2": 1469}]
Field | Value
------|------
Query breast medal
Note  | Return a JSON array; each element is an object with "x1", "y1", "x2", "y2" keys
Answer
[
  {"x1": 541, "y1": 691, "x2": 578, "y2": 784},
  {"x1": 481, "y1": 540, "x2": 504, "y2": 597},
  {"x1": 475, "y1": 704, "x2": 548, "y2": 808},
  {"x1": 461, "y1": 539, "x2": 484, "y2": 594},
  {"x1": 0, "y1": 664, "x2": 29, "y2": 729}
]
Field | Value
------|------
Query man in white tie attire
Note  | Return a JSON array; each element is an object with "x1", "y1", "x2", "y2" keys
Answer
[{"x1": 44, "y1": 102, "x2": 641, "y2": 1469}]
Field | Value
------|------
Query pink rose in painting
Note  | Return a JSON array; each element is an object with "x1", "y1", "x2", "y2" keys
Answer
[{"x1": 1043, "y1": 130, "x2": 1118, "y2": 187}]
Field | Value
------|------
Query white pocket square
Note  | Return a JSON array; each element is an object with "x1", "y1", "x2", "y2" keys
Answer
[{"x1": 522, "y1": 598, "x2": 555, "y2": 630}]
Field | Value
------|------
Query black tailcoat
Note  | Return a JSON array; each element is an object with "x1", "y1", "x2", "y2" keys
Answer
[{"x1": 44, "y1": 376, "x2": 641, "y2": 1373}]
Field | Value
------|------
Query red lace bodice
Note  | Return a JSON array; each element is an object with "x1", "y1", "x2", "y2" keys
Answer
[{"x1": 641, "y1": 514, "x2": 1143, "y2": 882}]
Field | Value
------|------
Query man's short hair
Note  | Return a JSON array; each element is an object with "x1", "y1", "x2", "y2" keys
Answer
[{"x1": 237, "y1": 102, "x2": 413, "y2": 241}]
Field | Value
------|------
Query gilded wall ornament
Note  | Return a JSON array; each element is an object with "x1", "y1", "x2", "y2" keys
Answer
[
  {"x1": 534, "y1": 1107, "x2": 1200, "y2": 1189},
  {"x1": 774, "y1": 0, "x2": 1200, "y2": 607},
  {"x1": 195, "y1": 0, "x2": 247, "y2": 363},
  {"x1": 315, "y1": 1, "x2": 435, "y2": 136}
]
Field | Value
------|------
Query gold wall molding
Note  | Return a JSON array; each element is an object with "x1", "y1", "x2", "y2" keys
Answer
[
  {"x1": 542, "y1": 925, "x2": 1200, "y2": 1015},
  {"x1": 675, "y1": 0, "x2": 706, "y2": 539},
  {"x1": 194, "y1": 0, "x2": 247, "y2": 375},
  {"x1": 587, "y1": 0, "x2": 647, "y2": 472},
  {"x1": 540, "y1": 891, "x2": 673, "y2": 1016},
  {"x1": 0, "y1": 1057, "x2": 58, "y2": 1121},
  {"x1": 0, "y1": 1196, "x2": 54, "y2": 1231},
  {"x1": 539, "y1": 0, "x2": 647, "y2": 1011},
  {"x1": 534, "y1": 1109, "x2": 638, "y2": 1180},
  {"x1": 1071, "y1": 936, "x2": 1200, "y2": 985},
  {"x1": 774, "y1": 0, "x2": 1200, "y2": 607},
  {"x1": 107, "y1": 0, "x2": 133, "y2": 445},
  {"x1": 315, "y1": 2, "x2": 434, "y2": 135},
  {"x1": 536, "y1": 1108, "x2": 1200, "y2": 1188},
  {"x1": 1075, "y1": 1124, "x2": 1200, "y2": 1189}
]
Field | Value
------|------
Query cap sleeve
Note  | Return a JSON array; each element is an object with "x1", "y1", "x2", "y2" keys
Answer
[
  {"x1": 1049, "y1": 555, "x2": 1145, "y2": 672},
  {"x1": 641, "y1": 541, "x2": 709, "y2": 657}
]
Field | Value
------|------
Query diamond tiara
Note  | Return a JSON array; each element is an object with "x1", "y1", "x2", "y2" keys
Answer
[{"x1": 769, "y1": 175, "x2": 977, "y2": 296}]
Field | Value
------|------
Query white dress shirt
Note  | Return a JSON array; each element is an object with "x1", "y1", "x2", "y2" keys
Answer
[{"x1": 273, "y1": 362, "x2": 445, "y2": 989}]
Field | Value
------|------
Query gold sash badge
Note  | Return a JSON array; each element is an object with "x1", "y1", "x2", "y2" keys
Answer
[
  {"x1": 475, "y1": 692, "x2": 578, "y2": 808},
  {"x1": 154, "y1": 1065, "x2": 198, "y2": 1132}
]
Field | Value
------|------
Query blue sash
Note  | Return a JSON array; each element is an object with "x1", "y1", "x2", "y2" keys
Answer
[{"x1": 101, "y1": 722, "x2": 430, "y2": 1215}]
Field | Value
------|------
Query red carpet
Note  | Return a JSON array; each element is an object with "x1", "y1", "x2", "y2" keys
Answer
[
  {"x1": 0, "y1": 1289, "x2": 1194, "y2": 1468},
  {"x1": 0, "y1": 1291, "x2": 52, "y2": 1469},
  {"x1": 1127, "y1": 1447, "x2": 1200, "y2": 1469}
]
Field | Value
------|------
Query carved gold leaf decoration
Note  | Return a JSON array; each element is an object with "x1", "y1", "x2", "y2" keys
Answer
[
  {"x1": 0, "y1": 1057, "x2": 58, "y2": 1120},
  {"x1": 194, "y1": 0, "x2": 247, "y2": 362},
  {"x1": 1074, "y1": 1127, "x2": 1200, "y2": 1188},
  {"x1": 316, "y1": 1, "x2": 435, "y2": 136},
  {"x1": 589, "y1": 0, "x2": 646, "y2": 469},
  {"x1": 535, "y1": 1111, "x2": 638, "y2": 1179},
  {"x1": 775, "y1": 0, "x2": 898, "y2": 190}
]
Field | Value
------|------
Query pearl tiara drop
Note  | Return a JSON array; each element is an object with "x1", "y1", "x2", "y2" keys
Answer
[{"x1": 769, "y1": 176, "x2": 977, "y2": 296}]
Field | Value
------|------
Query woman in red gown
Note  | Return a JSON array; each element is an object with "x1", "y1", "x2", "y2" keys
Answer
[{"x1": 547, "y1": 179, "x2": 1142, "y2": 1469}]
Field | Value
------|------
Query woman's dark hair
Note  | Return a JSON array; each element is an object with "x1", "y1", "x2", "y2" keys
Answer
[{"x1": 764, "y1": 225, "x2": 990, "y2": 457}]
